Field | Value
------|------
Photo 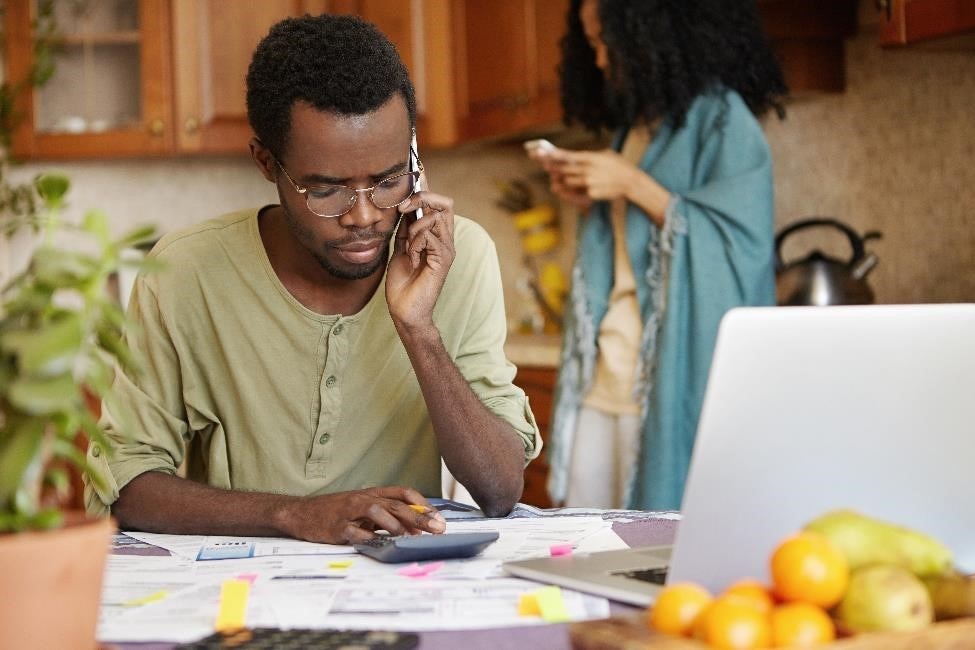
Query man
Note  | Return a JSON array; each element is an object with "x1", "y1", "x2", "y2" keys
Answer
[{"x1": 85, "y1": 14, "x2": 540, "y2": 544}]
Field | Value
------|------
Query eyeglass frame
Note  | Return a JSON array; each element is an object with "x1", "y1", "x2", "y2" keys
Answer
[{"x1": 272, "y1": 149, "x2": 424, "y2": 218}]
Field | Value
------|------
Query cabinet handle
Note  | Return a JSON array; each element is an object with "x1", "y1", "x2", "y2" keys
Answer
[
  {"x1": 148, "y1": 119, "x2": 165, "y2": 136},
  {"x1": 184, "y1": 117, "x2": 199, "y2": 134}
]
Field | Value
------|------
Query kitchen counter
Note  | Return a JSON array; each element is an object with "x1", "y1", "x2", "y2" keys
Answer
[{"x1": 504, "y1": 332, "x2": 561, "y2": 368}]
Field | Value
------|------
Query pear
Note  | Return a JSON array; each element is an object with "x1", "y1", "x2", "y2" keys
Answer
[
  {"x1": 924, "y1": 571, "x2": 975, "y2": 620},
  {"x1": 804, "y1": 509, "x2": 953, "y2": 578},
  {"x1": 835, "y1": 565, "x2": 933, "y2": 634}
]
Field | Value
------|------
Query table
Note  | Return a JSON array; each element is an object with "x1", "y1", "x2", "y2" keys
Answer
[{"x1": 108, "y1": 517, "x2": 679, "y2": 650}]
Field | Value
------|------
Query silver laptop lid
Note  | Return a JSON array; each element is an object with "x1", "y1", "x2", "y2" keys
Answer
[{"x1": 669, "y1": 304, "x2": 975, "y2": 593}]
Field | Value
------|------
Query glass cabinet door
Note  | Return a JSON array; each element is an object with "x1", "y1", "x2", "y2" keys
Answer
[{"x1": 5, "y1": 0, "x2": 172, "y2": 159}]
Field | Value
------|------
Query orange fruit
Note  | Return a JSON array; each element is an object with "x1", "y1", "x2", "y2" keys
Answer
[
  {"x1": 696, "y1": 594, "x2": 772, "y2": 649},
  {"x1": 770, "y1": 531, "x2": 849, "y2": 608},
  {"x1": 722, "y1": 579, "x2": 775, "y2": 614},
  {"x1": 771, "y1": 602, "x2": 836, "y2": 647},
  {"x1": 647, "y1": 582, "x2": 713, "y2": 636}
]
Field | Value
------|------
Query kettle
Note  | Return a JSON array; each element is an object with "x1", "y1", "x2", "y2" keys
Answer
[{"x1": 775, "y1": 218, "x2": 882, "y2": 306}]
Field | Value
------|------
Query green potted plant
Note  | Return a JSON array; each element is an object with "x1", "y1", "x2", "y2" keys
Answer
[{"x1": 0, "y1": 171, "x2": 155, "y2": 649}]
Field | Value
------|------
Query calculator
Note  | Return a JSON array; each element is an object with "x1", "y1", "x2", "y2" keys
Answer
[
  {"x1": 353, "y1": 531, "x2": 499, "y2": 563},
  {"x1": 178, "y1": 628, "x2": 418, "y2": 649}
]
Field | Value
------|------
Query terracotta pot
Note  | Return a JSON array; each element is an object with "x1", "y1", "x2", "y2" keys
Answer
[{"x1": 0, "y1": 513, "x2": 115, "y2": 650}]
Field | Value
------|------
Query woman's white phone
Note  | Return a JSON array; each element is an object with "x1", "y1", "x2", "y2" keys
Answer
[{"x1": 524, "y1": 138, "x2": 556, "y2": 155}]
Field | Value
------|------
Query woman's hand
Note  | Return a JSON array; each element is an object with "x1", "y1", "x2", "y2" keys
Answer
[
  {"x1": 528, "y1": 146, "x2": 592, "y2": 211},
  {"x1": 546, "y1": 148, "x2": 671, "y2": 225}
]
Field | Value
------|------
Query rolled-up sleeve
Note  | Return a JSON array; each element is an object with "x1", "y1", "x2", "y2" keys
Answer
[
  {"x1": 449, "y1": 224, "x2": 542, "y2": 464},
  {"x1": 84, "y1": 274, "x2": 188, "y2": 516}
]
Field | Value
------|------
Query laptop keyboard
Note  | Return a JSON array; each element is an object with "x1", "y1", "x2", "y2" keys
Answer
[{"x1": 612, "y1": 566, "x2": 669, "y2": 585}]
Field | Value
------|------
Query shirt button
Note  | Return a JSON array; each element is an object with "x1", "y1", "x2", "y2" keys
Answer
[
  {"x1": 333, "y1": 323, "x2": 344, "y2": 335},
  {"x1": 325, "y1": 375, "x2": 337, "y2": 388},
  {"x1": 319, "y1": 433, "x2": 331, "y2": 445},
  {"x1": 91, "y1": 445, "x2": 101, "y2": 458}
]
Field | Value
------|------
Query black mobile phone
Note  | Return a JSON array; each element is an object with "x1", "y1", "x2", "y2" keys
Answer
[{"x1": 354, "y1": 531, "x2": 499, "y2": 563}]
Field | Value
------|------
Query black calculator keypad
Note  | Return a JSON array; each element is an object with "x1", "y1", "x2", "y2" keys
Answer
[{"x1": 178, "y1": 628, "x2": 419, "y2": 650}]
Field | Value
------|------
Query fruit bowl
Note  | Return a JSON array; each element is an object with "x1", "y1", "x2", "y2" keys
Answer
[{"x1": 569, "y1": 614, "x2": 975, "y2": 649}]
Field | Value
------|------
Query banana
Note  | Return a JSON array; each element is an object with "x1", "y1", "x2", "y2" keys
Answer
[{"x1": 804, "y1": 509, "x2": 953, "y2": 578}]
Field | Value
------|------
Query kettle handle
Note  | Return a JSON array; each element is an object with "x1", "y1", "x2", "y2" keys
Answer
[{"x1": 775, "y1": 217, "x2": 871, "y2": 271}]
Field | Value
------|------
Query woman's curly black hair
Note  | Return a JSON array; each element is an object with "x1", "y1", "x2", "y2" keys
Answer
[
  {"x1": 561, "y1": 0, "x2": 788, "y2": 131},
  {"x1": 246, "y1": 14, "x2": 416, "y2": 160}
]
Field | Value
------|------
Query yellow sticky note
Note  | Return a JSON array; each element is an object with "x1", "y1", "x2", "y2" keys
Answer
[
  {"x1": 328, "y1": 560, "x2": 353, "y2": 569},
  {"x1": 517, "y1": 593, "x2": 542, "y2": 617},
  {"x1": 535, "y1": 586, "x2": 570, "y2": 623},
  {"x1": 123, "y1": 590, "x2": 168, "y2": 607},
  {"x1": 215, "y1": 579, "x2": 250, "y2": 632}
]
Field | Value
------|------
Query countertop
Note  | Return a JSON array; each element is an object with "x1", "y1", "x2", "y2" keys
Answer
[{"x1": 504, "y1": 332, "x2": 561, "y2": 368}]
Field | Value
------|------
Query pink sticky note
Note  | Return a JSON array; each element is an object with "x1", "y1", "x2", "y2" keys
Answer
[
  {"x1": 397, "y1": 561, "x2": 445, "y2": 578},
  {"x1": 235, "y1": 573, "x2": 259, "y2": 585},
  {"x1": 549, "y1": 543, "x2": 573, "y2": 557}
]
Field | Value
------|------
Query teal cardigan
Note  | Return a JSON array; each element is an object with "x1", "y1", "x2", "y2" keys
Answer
[{"x1": 547, "y1": 89, "x2": 776, "y2": 511}]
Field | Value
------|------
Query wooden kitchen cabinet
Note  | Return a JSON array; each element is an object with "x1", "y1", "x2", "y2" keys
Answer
[
  {"x1": 4, "y1": 0, "x2": 173, "y2": 159},
  {"x1": 4, "y1": 0, "x2": 568, "y2": 159},
  {"x1": 420, "y1": 0, "x2": 569, "y2": 147},
  {"x1": 171, "y1": 0, "x2": 326, "y2": 155},
  {"x1": 757, "y1": 0, "x2": 859, "y2": 93},
  {"x1": 878, "y1": 0, "x2": 975, "y2": 46},
  {"x1": 516, "y1": 365, "x2": 556, "y2": 508}
]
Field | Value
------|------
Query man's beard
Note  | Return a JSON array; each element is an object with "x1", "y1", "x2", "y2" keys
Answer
[{"x1": 282, "y1": 204, "x2": 395, "y2": 281}]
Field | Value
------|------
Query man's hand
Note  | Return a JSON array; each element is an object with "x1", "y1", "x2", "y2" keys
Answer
[
  {"x1": 385, "y1": 191, "x2": 456, "y2": 331},
  {"x1": 280, "y1": 486, "x2": 446, "y2": 544}
]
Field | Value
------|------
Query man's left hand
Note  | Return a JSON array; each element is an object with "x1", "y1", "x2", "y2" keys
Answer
[{"x1": 385, "y1": 191, "x2": 456, "y2": 331}]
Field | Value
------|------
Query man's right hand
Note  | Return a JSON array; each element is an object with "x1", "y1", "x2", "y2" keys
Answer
[
  {"x1": 277, "y1": 486, "x2": 447, "y2": 544},
  {"x1": 111, "y1": 473, "x2": 447, "y2": 545}
]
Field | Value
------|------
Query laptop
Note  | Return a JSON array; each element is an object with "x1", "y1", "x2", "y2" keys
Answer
[{"x1": 503, "y1": 304, "x2": 975, "y2": 605}]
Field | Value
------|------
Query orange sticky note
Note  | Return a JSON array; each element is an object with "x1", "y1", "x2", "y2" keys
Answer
[
  {"x1": 518, "y1": 593, "x2": 542, "y2": 617},
  {"x1": 215, "y1": 579, "x2": 250, "y2": 632}
]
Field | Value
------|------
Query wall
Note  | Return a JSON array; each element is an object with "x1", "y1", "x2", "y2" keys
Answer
[
  {"x1": 765, "y1": 25, "x2": 975, "y2": 304},
  {"x1": 3, "y1": 22, "x2": 974, "y2": 312}
]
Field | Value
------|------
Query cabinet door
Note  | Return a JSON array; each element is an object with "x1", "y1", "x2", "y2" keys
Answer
[
  {"x1": 4, "y1": 0, "x2": 173, "y2": 159},
  {"x1": 172, "y1": 1, "x2": 316, "y2": 154},
  {"x1": 171, "y1": 0, "x2": 416, "y2": 155},
  {"x1": 419, "y1": 0, "x2": 569, "y2": 148},
  {"x1": 879, "y1": 0, "x2": 975, "y2": 46},
  {"x1": 516, "y1": 365, "x2": 556, "y2": 508}
]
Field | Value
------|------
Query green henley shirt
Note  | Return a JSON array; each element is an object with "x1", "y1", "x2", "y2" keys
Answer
[{"x1": 86, "y1": 208, "x2": 540, "y2": 515}]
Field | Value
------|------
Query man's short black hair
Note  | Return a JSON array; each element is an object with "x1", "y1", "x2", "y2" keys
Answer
[{"x1": 246, "y1": 13, "x2": 417, "y2": 160}]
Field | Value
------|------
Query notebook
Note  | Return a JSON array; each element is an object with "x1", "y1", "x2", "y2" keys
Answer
[{"x1": 503, "y1": 304, "x2": 975, "y2": 605}]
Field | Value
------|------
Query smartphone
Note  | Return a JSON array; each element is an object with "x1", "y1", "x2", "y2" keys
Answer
[
  {"x1": 354, "y1": 531, "x2": 499, "y2": 564},
  {"x1": 524, "y1": 138, "x2": 556, "y2": 155},
  {"x1": 410, "y1": 130, "x2": 424, "y2": 220}
]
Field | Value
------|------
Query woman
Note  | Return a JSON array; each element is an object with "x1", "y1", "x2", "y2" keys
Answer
[{"x1": 533, "y1": 0, "x2": 787, "y2": 510}]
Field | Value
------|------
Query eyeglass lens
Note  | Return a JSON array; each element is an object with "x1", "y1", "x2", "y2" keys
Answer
[{"x1": 306, "y1": 172, "x2": 418, "y2": 217}]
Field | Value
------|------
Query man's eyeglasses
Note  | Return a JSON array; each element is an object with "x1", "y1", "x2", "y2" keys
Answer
[{"x1": 274, "y1": 152, "x2": 423, "y2": 219}]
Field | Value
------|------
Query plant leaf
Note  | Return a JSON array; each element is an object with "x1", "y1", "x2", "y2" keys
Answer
[
  {"x1": 82, "y1": 209, "x2": 110, "y2": 245},
  {"x1": 8, "y1": 374, "x2": 79, "y2": 415},
  {"x1": 115, "y1": 225, "x2": 158, "y2": 251},
  {"x1": 34, "y1": 172, "x2": 70, "y2": 209},
  {"x1": 1, "y1": 314, "x2": 82, "y2": 377},
  {"x1": 0, "y1": 419, "x2": 45, "y2": 502}
]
